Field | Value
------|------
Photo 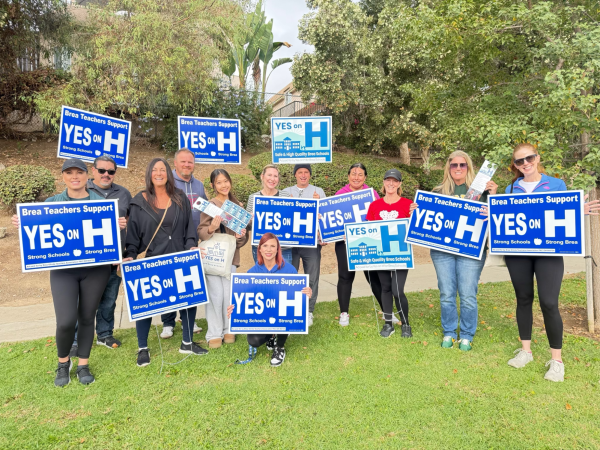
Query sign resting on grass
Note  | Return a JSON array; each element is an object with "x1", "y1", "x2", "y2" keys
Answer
[
  {"x1": 229, "y1": 273, "x2": 309, "y2": 334},
  {"x1": 406, "y1": 191, "x2": 488, "y2": 260},
  {"x1": 345, "y1": 219, "x2": 414, "y2": 271},
  {"x1": 17, "y1": 199, "x2": 122, "y2": 272},
  {"x1": 317, "y1": 189, "x2": 376, "y2": 243},
  {"x1": 488, "y1": 191, "x2": 584, "y2": 256},
  {"x1": 58, "y1": 106, "x2": 131, "y2": 168},
  {"x1": 122, "y1": 250, "x2": 209, "y2": 321},
  {"x1": 271, "y1": 116, "x2": 332, "y2": 164},
  {"x1": 177, "y1": 116, "x2": 241, "y2": 164}
]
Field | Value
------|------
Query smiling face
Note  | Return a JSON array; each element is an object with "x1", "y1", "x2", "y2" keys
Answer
[
  {"x1": 383, "y1": 177, "x2": 401, "y2": 196},
  {"x1": 259, "y1": 238, "x2": 279, "y2": 264},
  {"x1": 261, "y1": 168, "x2": 280, "y2": 191},
  {"x1": 63, "y1": 168, "x2": 88, "y2": 191},
  {"x1": 295, "y1": 168, "x2": 311, "y2": 188},
  {"x1": 348, "y1": 167, "x2": 366, "y2": 191},
  {"x1": 213, "y1": 173, "x2": 231, "y2": 197},
  {"x1": 151, "y1": 161, "x2": 168, "y2": 188},
  {"x1": 449, "y1": 156, "x2": 468, "y2": 185},
  {"x1": 174, "y1": 150, "x2": 195, "y2": 180},
  {"x1": 513, "y1": 147, "x2": 540, "y2": 178},
  {"x1": 92, "y1": 160, "x2": 116, "y2": 189}
]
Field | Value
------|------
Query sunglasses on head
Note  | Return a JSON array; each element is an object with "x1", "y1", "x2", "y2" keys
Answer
[
  {"x1": 97, "y1": 168, "x2": 116, "y2": 175},
  {"x1": 513, "y1": 154, "x2": 537, "y2": 167},
  {"x1": 450, "y1": 163, "x2": 468, "y2": 170}
]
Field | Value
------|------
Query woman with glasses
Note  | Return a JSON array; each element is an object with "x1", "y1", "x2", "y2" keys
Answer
[
  {"x1": 410, "y1": 151, "x2": 497, "y2": 352},
  {"x1": 505, "y1": 143, "x2": 599, "y2": 382}
]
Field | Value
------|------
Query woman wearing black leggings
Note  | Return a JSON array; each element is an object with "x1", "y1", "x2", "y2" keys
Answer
[{"x1": 12, "y1": 159, "x2": 126, "y2": 387}]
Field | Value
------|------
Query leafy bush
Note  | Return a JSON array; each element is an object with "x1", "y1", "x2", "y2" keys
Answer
[
  {"x1": 203, "y1": 174, "x2": 262, "y2": 207},
  {"x1": 0, "y1": 165, "x2": 55, "y2": 210}
]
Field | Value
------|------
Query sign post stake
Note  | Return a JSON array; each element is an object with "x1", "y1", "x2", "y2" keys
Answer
[{"x1": 585, "y1": 213, "x2": 595, "y2": 333}]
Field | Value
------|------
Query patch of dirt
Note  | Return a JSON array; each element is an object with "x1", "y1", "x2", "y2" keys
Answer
[{"x1": 533, "y1": 305, "x2": 600, "y2": 342}]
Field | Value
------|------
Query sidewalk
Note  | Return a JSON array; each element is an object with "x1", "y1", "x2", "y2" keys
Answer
[{"x1": 0, "y1": 259, "x2": 585, "y2": 343}]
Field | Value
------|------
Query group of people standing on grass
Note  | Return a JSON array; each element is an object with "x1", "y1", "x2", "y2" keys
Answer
[{"x1": 11, "y1": 143, "x2": 600, "y2": 386}]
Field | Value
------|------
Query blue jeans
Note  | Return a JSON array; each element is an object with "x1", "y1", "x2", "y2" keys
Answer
[
  {"x1": 251, "y1": 246, "x2": 293, "y2": 265},
  {"x1": 430, "y1": 249, "x2": 486, "y2": 341}
]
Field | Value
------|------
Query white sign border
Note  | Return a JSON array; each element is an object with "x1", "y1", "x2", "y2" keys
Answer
[
  {"x1": 271, "y1": 116, "x2": 333, "y2": 164},
  {"x1": 177, "y1": 115, "x2": 242, "y2": 165}
]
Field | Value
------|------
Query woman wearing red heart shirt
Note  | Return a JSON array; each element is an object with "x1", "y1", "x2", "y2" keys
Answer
[{"x1": 366, "y1": 169, "x2": 415, "y2": 339}]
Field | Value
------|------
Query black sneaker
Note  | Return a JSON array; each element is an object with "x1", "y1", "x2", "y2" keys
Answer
[
  {"x1": 401, "y1": 324, "x2": 413, "y2": 338},
  {"x1": 54, "y1": 359, "x2": 72, "y2": 387},
  {"x1": 266, "y1": 335, "x2": 276, "y2": 351},
  {"x1": 137, "y1": 348, "x2": 150, "y2": 367},
  {"x1": 380, "y1": 323, "x2": 395, "y2": 338},
  {"x1": 270, "y1": 347, "x2": 286, "y2": 367},
  {"x1": 76, "y1": 365, "x2": 95, "y2": 385},
  {"x1": 97, "y1": 336, "x2": 121, "y2": 348},
  {"x1": 179, "y1": 342, "x2": 209, "y2": 355},
  {"x1": 69, "y1": 344, "x2": 78, "y2": 358}
]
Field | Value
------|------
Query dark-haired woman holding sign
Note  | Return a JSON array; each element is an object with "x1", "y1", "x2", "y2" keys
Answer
[
  {"x1": 123, "y1": 158, "x2": 208, "y2": 367},
  {"x1": 12, "y1": 159, "x2": 126, "y2": 387}
]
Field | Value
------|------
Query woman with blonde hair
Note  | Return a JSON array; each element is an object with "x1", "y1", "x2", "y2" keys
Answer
[{"x1": 411, "y1": 151, "x2": 497, "y2": 351}]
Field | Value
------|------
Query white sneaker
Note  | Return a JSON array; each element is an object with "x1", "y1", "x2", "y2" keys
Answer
[
  {"x1": 507, "y1": 349, "x2": 533, "y2": 368},
  {"x1": 544, "y1": 359, "x2": 565, "y2": 382},
  {"x1": 307, "y1": 313, "x2": 314, "y2": 327},
  {"x1": 339, "y1": 312, "x2": 349, "y2": 327},
  {"x1": 160, "y1": 326, "x2": 174, "y2": 339},
  {"x1": 193, "y1": 323, "x2": 202, "y2": 334}
]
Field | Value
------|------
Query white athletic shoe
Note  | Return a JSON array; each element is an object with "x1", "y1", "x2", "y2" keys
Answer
[
  {"x1": 193, "y1": 323, "x2": 202, "y2": 334},
  {"x1": 507, "y1": 349, "x2": 533, "y2": 368},
  {"x1": 339, "y1": 312, "x2": 350, "y2": 327},
  {"x1": 391, "y1": 314, "x2": 400, "y2": 325},
  {"x1": 307, "y1": 313, "x2": 314, "y2": 327},
  {"x1": 544, "y1": 359, "x2": 565, "y2": 382},
  {"x1": 160, "y1": 326, "x2": 174, "y2": 339}
]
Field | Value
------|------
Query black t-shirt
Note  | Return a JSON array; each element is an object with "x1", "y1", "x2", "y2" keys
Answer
[{"x1": 156, "y1": 203, "x2": 176, "y2": 235}]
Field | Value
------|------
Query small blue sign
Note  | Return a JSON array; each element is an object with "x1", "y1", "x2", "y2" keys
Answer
[
  {"x1": 271, "y1": 116, "x2": 332, "y2": 164},
  {"x1": 229, "y1": 273, "x2": 309, "y2": 334},
  {"x1": 122, "y1": 250, "x2": 209, "y2": 322},
  {"x1": 488, "y1": 191, "x2": 584, "y2": 256},
  {"x1": 406, "y1": 191, "x2": 488, "y2": 260},
  {"x1": 318, "y1": 189, "x2": 376, "y2": 243},
  {"x1": 345, "y1": 219, "x2": 414, "y2": 271},
  {"x1": 17, "y1": 199, "x2": 122, "y2": 273},
  {"x1": 178, "y1": 116, "x2": 241, "y2": 164},
  {"x1": 251, "y1": 196, "x2": 319, "y2": 248},
  {"x1": 58, "y1": 106, "x2": 131, "y2": 168}
]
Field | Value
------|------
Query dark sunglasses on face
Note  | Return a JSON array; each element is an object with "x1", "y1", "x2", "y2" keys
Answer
[
  {"x1": 97, "y1": 168, "x2": 116, "y2": 175},
  {"x1": 513, "y1": 154, "x2": 537, "y2": 167},
  {"x1": 450, "y1": 163, "x2": 468, "y2": 170}
]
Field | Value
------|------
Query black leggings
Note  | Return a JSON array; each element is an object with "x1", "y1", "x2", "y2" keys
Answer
[
  {"x1": 136, "y1": 307, "x2": 197, "y2": 348},
  {"x1": 247, "y1": 334, "x2": 288, "y2": 348},
  {"x1": 377, "y1": 270, "x2": 409, "y2": 325},
  {"x1": 335, "y1": 241, "x2": 383, "y2": 313},
  {"x1": 50, "y1": 265, "x2": 111, "y2": 359},
  {"x1": 505, "y1": 256, "x2": 564, "y2": 349}
]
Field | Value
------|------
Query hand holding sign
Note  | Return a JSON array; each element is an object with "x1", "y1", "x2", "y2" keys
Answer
[{"x1": 583, "y1": 195, "x2": 600, "y2": 215}]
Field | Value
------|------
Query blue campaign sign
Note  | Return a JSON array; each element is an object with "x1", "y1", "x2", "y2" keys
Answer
[
  {"x1": 177, "y1": 116, "x2": 241, "y2": 164},
  {"x1": 318, "y1": 189, "x2": 376, "y2": 243},
  {"x1": 488, "y1": 191, "x2": 584, "y2": 256},
  {"x1": 406, "y1": 190, "x2": 488, "y2": 260},
  {"x1": 122, "y1": 250, "x2": 209, "y2": 322},
  {"x1": 345, "y1": 219, "x2": 414, "y2": 271},
  {"x1": 271, "y1": 116, "x2": 332, "y2": 164},
  {"x1": 229, "y1": 273, "x2": 309, "y2": 334},
  {"x1": 58, "y1": 106, "x2": 131, "y2": 168},
  {"x1": 251, "y1": 196, "x2": 319, "y2": 248},
  {"x1": 17, "y1": 199, "x2": 122, "y2": 273}
]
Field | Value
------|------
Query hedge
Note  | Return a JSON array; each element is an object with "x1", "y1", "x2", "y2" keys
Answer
[
  {"x1": 0, "y1": 165, "x2": 55, "y2": 210},
  {"x1": 203, "y1": 174, "x2": 262, "y2": 206}
]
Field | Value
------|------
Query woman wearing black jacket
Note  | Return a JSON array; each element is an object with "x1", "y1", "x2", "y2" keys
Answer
[{"x1": 124, "y1": 158, "x2": 208, "y2": 367}]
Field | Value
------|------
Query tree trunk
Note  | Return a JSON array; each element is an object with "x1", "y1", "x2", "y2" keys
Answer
[
  {"x1": 591, "y1": 186, "x2": 600, "y2": 327},
  {"x1": 399, "y1": 142, "x2": 411, "y2": 165}
]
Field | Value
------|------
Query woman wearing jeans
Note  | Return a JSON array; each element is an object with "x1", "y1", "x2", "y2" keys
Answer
[{"x1": 412, "y1": 151, "x2": 497, "y2": 352}]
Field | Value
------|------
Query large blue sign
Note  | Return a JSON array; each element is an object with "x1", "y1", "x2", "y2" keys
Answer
[
  {"x1": 318, "y1": 189, "x2": 376, "y2": 243},
  {"x1": 122, "y1": 250, "x2": 209, "y2": 321},
  {"x1": 406, "y1": 191, "x2": 488, "y2": 260},
  {"x1": 345, "y1": 219, "x2": 414, "y2": 271},
  {"x1": 177, "y1": 116, "x2": 241, "y2": 164},
  {"x1": 251, "y1": 196, "x2": 319, "y2": 248},
  {"x1": 488, "y1": 191, "x2": 584, "y2": 256},
  {"x1": 229, "y1": 273, "x2": 309, "y2": 334},
  {"x1": 17, "y1": 199, "x2": 122, "y2": 273},
  {"x1": 58, "y1": 106, "x2": 131, "y2": 168},
  {"x1": 271, "y1": 116, "x2": 332, "y2": 164}
]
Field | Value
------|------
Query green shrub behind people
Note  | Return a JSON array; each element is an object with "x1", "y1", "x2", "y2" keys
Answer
[{"x1": 0, "y1": 165, "x2": 55, "y2": 211}]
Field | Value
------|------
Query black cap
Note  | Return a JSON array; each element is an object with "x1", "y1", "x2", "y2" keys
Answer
[
  {"x1": 61, "y1": 158, "x2": 88, "y2": 173},
  {"x1": 293, "y1": 164, "x2": 312, "y2": 176},
  {"x1": 384, "y1": 169, "x2": 402, "y2": 181}
]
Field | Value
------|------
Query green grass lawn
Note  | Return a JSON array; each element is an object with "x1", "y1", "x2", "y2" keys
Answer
[{"x1": 2, "y1": 275, "x2": 600, "y2": 449}]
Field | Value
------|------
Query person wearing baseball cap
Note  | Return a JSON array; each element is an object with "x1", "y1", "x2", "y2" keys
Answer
[
  {"x1": 365, "y1": 168, "x2": 416, "y2": 339},
  {"x1": 11, "y1": 158, "x2": 127, "y2": 387}
]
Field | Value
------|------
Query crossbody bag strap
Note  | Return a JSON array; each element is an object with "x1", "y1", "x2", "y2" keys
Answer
[{"x1": 144, "y1": 198, "x2": 171, "y2": 257}]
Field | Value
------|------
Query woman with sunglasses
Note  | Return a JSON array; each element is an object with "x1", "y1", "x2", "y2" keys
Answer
[
  {"x1": 410, "y1": 151, "x2": 497, "y2": 352},
  {"x1": 505, "y1": 143, "x2": 600, "y2": 382}
]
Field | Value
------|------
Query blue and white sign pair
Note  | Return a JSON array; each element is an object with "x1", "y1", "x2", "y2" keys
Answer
[
  {"x1": 122, "y1": 250, "x2": 210, "y2": 321},
  {"x1": 229, "y1": 274, "x2": 309, "y2": 334},
  {"x1": 58, "y1": 106, "x2": 131, "y2": 168},
  {"x1": 271, "y1": 116, "x2": 332, "y2": 164},
  {"x1": 178, "y1": 116, "x2": 241, "y2": 164},
  {"x1": 318, "y1": 189, "x2": 376, "y2": 243},
  {"x1": 488, "y1": 191, "x2": 585, "y2": 256},
  {"x1": 17, "y1": 200, "x2": 122, "y2": 272}
]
